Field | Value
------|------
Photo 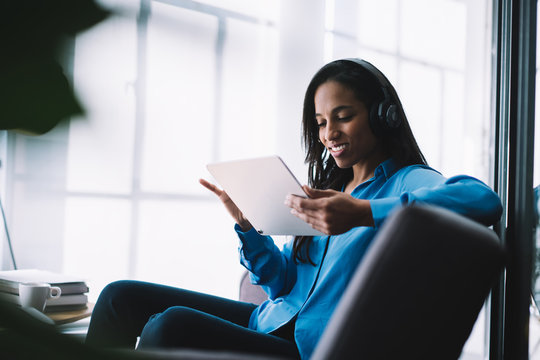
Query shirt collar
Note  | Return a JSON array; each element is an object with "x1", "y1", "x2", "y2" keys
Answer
[{"x1": 374, "y1": 158, "x2": 399, "y2": 180}]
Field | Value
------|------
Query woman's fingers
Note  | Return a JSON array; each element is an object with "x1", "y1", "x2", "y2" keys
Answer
[
  {"x1": 199, "y1": 178, "x2": 252, "y2": 231},
  {"x1": 290, "y1": 208, "x2": 330, "y2": 234},
  {"x1": 286, "y1": 188, "x2": 372, "y2": 234},
  {"x1": 198, "y1": 178, "x2": 215, "y2": 190},
  {"x1": 290, "y1": 207, "x2": 322, "y2": 226},
  {"x1": 199, "y1": 178, "x2": 222, "y2": 196},
  {"x1": 285, "y1": 193, "x2": 329, "y2": 213},
  {"x1": 302, "y1": 186, "x2": 335, "y2": 199},
  {"x1": 287, "y1": 196, "x2": 329, "y2": 229}
]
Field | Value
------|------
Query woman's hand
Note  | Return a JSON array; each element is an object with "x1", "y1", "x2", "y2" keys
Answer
[
  {"x1": 284, "y1": 186, "x2": 374, "y2": 235},
  {"x1": 199, "y1": 178, "x2": 253, "y2": 232}
]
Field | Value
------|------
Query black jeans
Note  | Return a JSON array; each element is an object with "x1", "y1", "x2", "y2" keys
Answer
[{"x1": 85, "y1": 280, "x2": 299, "y2": 358}]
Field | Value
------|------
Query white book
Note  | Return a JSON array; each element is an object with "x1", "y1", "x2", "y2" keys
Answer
[
  {"x1": 0, "y1": 269, "x2": 89, "y2": 295},
  {"x1": 0, "y1": 291, "x2": 88, "y2": 307}
]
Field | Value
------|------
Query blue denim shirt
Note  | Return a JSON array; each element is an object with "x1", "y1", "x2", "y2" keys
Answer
[{"x1": 235, "y1": 158, "x2": 502, "y2": 359}]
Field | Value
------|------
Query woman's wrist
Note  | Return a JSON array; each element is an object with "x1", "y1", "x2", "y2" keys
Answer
[
  {"x1": 238, "y1": 219, "x2": 253, "y2": 232},
  {"x1": 354, "y1": 198, "x2": 374, "y2": 227}
]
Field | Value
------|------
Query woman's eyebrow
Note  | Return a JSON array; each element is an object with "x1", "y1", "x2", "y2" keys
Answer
[{"x1": 315, "y1": 105, "x2": 354, "y2": 117}]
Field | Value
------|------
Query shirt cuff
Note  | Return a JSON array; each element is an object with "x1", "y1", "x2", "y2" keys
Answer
[{"x1": 235, "y1": 223, "x2": 270, "y2": 255}]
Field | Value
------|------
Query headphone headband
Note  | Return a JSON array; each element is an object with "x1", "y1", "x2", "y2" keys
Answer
[
  {"x1": 340, "y1": 58, "x2": 402, "y2": 135},
  {"x1": 342, "y1": 58, "x2": 391, "y2": 92}
]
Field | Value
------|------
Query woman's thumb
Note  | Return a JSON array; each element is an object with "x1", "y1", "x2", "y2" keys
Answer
[{"x1": 303, "y1": 186, "x2": 333, "y2": 198}]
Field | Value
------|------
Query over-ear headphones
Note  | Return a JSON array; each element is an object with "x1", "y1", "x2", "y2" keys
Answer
[{"x1": 342, "y1": 58, "x2": 402, "y2": 135}]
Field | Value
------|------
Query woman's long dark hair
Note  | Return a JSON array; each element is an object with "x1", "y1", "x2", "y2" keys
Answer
[{"x1": 292, "y1": 59, "x2": 427, "y2": 265}]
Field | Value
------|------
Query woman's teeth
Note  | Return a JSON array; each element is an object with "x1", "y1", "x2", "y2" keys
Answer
[{"x1": 331, "y1": 144, "x2": 346, "y2": 151}]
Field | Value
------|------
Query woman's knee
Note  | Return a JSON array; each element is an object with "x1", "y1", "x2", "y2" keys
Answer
[
  {"x1": 142, "y1": 306, "x2": 200, "y2": 336},
  {"x1": 93, "y1": 280, "x2": 147, "y2": 318},
  {"x1": 97, "y1": 280, "x2": 142, "y2": 303},
  {"x1": 138, "y1": 306, "x2": 202, "y2": 348}
]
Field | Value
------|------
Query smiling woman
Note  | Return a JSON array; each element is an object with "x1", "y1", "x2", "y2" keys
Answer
[{"x1": 290, "y1": 58, "x2": 500, "y2": 267}]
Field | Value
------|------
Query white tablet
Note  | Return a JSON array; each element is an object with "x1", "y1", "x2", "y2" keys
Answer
[{"x1": 207, "y1": 156, "x2": 325, "y2": 236}]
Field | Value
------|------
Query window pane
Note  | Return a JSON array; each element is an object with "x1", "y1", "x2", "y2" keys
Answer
[
  {"x1": 135, "y1": 200, "x2": 243, "y2": 299},
  {"x1": 357, "y1": 0, "x2": 398, "y2": 52},
  {"x1": 332, "y1": 0, "x2": 359, "y2": 35},
  {"x1": 400, "y1": 0, "x2": 466, "y2": 69},
  {"x1": 68, "y1": 14, "x2": 137, "y2": 194},
  {"x1": 142, "y1": 4, "x2": 218, "y2": 195},
  {"x1": 194, "y1": 0, "x2": 280, "y2": 21},
  {"x1": 398, "y1": 61, "x2": 443, "y2": 169},
  {"x1": 63, "y1": 197, "x2": 132, "y2": 303},
  {"x1": 331, "y1": 36, "x2": 358, "y2": 61},
  {"x1": 218, "y1": 19, "x2": 278, "y2": 161},
  {"x1": 10, "y1": 180, "x2": 66, "y2": 271},
  {"x1": 441, "y1": 71, "x2": 466, "y2": 177}
]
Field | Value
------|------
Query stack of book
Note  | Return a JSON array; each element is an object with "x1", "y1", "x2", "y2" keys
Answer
[{"x1": 0, "y1": 269, "x2": 89, "y2": 312}]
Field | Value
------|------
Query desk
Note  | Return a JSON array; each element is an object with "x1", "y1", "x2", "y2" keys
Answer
[{"x1": 46, "y1": 303, "x2": 94, "y2": 325}]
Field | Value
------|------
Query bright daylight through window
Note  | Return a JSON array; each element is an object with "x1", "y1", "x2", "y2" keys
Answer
[{"x1": 0, "y1": 0, "x2": 494, "y2": 357}]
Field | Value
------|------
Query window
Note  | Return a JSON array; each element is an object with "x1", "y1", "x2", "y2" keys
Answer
[{"x1": 0, "y1": 4, "x2": 494, "y2": 356}]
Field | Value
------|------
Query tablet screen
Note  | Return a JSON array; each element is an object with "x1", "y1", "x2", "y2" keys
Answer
[{"x1": 207, "y1": 156, "x2": 324, "y2": 236}]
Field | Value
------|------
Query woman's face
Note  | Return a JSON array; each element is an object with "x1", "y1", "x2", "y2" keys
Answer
[{"x1": 314, "y1": 80, "x2": 383, "y2": 169}]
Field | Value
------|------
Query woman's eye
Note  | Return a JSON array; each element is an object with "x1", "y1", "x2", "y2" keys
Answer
[
  {"x1": 338, "y1": 115, "x2": 353, "y2": 122},
  {"x1": 317, "y1": 122, "x2": 326, "y2": 128}
]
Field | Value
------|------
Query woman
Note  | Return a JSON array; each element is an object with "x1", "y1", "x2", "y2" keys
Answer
[{"x1": 86, "y1": 59, "x2": 502, "y2": 359}]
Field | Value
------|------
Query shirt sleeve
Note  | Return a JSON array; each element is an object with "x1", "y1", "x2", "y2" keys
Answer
[
  {"x1": 235, "y1": 224, "x2": 297, "y2": 300},
  {"x1": 370, "y1": 167, "x2": 503, "y2": 228}
]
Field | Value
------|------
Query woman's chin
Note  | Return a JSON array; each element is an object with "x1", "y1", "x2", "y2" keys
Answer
[{"x1": 333, "y1": 159, "x2": 353, "y2": 169}]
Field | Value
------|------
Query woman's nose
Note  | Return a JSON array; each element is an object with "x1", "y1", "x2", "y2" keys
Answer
[{"x1": 324, "y1": 124, "x2": 340, "y2": 141}]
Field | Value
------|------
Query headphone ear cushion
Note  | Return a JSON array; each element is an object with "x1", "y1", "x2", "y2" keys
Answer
[
  {"x1": 383, "y1": 102, "x2": 401, "y2": 129},
  {"x1": 370, "y1": 99, "x2": 402, "y2": 136}
]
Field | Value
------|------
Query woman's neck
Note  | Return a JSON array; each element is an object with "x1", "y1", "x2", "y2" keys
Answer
[{"x1": 345, "y1": 154, "x2": 389, "y2": 194}]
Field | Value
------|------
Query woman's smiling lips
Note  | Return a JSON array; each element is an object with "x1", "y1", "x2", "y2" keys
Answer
[{"x1": 328, "y1": 143, "x2": 348, "y2": 157}]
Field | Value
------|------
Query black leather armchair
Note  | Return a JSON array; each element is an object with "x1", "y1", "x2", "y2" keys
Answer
[{"x1": 311, "y1": 204, "x2": 505, "y2": 360}]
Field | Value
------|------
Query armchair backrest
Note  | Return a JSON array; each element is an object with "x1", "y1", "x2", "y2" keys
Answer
[
  {"x1": 311, "y1": 205, "x2": 505, "y2": 360},
  {"x1": 239, "y1": 270, "x2": 268, "y2": 305}
]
